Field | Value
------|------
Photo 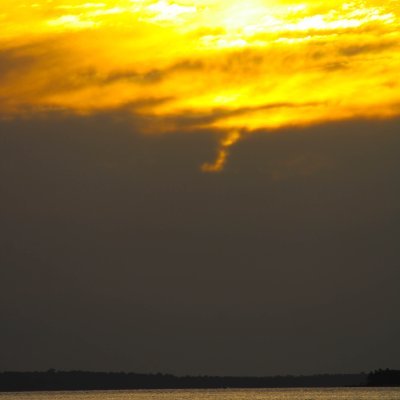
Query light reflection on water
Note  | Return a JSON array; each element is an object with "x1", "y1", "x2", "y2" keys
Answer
[{"x1": 1, "y1": 388, "x2": 400, "y2": 400}]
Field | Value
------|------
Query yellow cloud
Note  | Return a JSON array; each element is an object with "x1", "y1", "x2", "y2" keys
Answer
[{"x1": 1, "y1": 0, "x2": 400, "y2": 170}]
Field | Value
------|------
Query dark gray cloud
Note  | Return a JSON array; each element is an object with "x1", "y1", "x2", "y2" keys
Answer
[
  {"x1": 1, "y1": 113, "x2": 400, "y2": 375},
  {"x1": 339, "y1": 40, "x2": 398, "y2": 56}
]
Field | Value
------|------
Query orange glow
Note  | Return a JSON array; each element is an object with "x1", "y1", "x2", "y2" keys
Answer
[
  {"x1": 202, "y1": 130, "x2": 242, "y2": 172},
  {"x1": 1, "y1": 0, "x2": 400, "y2": 170}
]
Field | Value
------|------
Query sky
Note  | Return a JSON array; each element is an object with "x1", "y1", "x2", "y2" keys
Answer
[{"x1": 1, "y1": 0, "x2": 400, "y2": 376}]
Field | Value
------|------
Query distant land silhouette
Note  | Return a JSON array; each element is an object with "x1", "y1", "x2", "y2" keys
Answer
[
  {"x1": 0, "y1": 370, "x2": 379, "y2": 392},
  {"x1": 366, "y1": 369, "x2": 400, "y2": 387},
  {"x1": 1, "y1": 369, "x2": 399, "y2": 392}
]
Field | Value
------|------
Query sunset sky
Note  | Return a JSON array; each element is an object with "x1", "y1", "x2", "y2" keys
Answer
[
  {"x1": 1, "y1": 0, "x2": 400, "y2": 169},
  {"x1": 1, "y1": 0, "x2": 400, "y2": 375}
]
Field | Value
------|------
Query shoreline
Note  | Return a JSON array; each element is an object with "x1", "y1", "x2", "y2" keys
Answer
[{"x1": 1, "y1": 370, "x2": 399, "y2": 392}]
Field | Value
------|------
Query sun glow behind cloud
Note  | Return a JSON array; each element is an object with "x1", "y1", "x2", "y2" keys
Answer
[{"x1": 1, "y1": 0, "x2": 400, "y2": 170}]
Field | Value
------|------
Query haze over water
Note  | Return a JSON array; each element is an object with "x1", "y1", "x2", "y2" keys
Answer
[{"x1": 1, "y1": 389, "x2": 400, "y2": 400}]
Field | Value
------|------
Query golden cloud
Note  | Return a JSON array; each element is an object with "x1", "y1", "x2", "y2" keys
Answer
[{"x1": 1, "y1": 0, "x2": 400, "y2": 170}]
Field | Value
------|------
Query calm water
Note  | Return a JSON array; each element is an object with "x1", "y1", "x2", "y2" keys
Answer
[{"x1": 1, "y1": 389, "x2": 400, "y2": 400}]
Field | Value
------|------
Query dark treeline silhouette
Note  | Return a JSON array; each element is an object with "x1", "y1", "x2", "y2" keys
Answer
[
  {"x1": 367, "y1": 369, "x2": 400, "y2": 387},
  {"x1": 0, "y1": 370, "x2": 367, "y2": 392}
]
